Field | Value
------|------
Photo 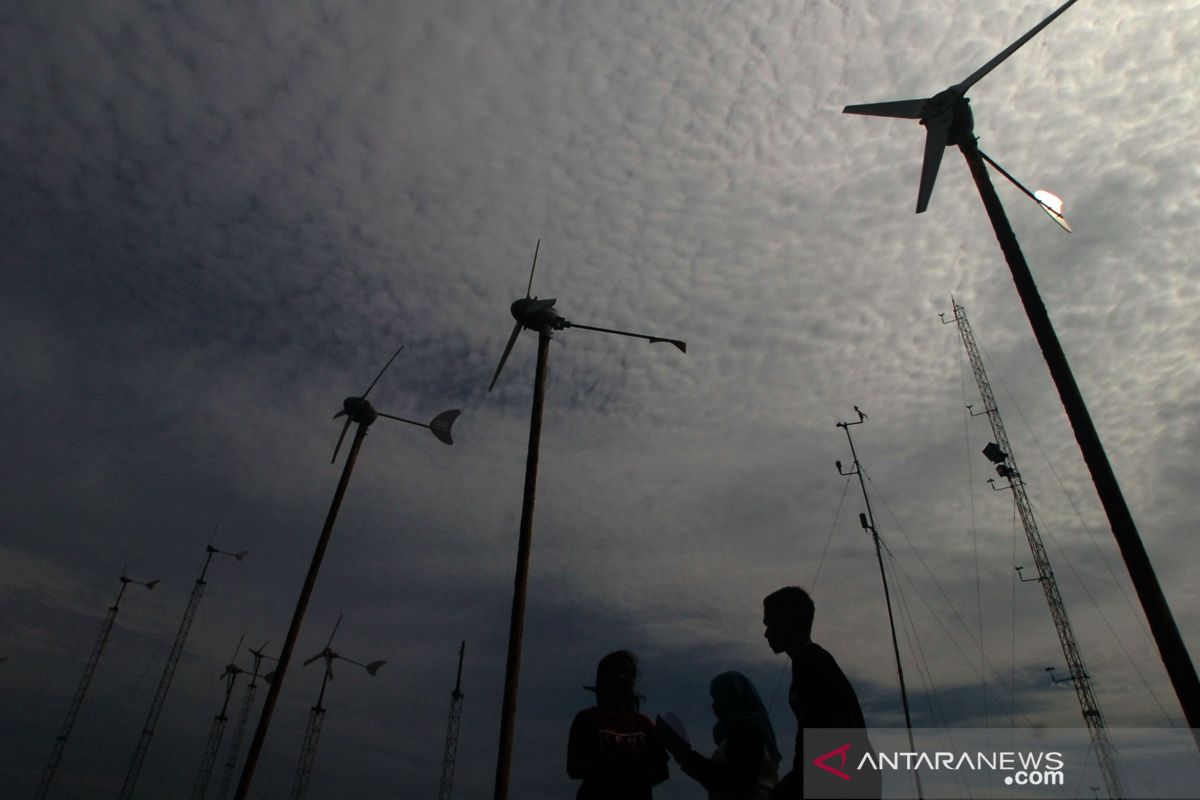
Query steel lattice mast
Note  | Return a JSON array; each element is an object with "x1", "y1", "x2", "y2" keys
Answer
[
  {"x1": 290, "y1": 704, "x2": 326, "y2": 800},
  {"x1": 945, "y1": 300, "x2": 1124, "y2": 799},
  {"x1": 35, "y1": 570, "x2": 159, "y2": 800},
  {"x1": 438, "y1": 641, "x2": 467, "y2": 800},
  {"x1": 119, "y1": 543, "x2": 247, "y2": 800},
  {"x1": 215, "y1": 643, "x2": 272, "y2": 800}
]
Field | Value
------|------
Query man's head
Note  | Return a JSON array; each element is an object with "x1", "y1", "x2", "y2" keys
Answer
[{"x1": 762, "y1": 586, "x2": 815, "y2": 654}]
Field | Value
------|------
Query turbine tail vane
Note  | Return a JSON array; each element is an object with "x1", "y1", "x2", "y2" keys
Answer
[{"x1": 428, "y1": 409, "x2": 461, "y2": 445}]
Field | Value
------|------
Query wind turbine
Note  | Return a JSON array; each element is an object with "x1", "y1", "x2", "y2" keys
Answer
[
  {"x1": 215, "y1": 642, "x2": 274, "y2": 800},
  {"x1": 119, "y1": 540, "x2": 247, "y2": 800},
  {"x1": 843, "y1": 0, "x2": 1200, "y2": 737},
  {"x1": 190, "y1": 637, "x2": 245, "y2": 800},
  {"x1": 489, "y1": 240, "x2": 686, "y2": 800},
  {"x1": 234, "y1": 346, "x2": 458, "y2": 799},
  {"x1": 35, "y1": 568, "x2": 159, "y2": 800},
  {"x1": 290, "y1": 614, "x2": 385, "y2": 800}
]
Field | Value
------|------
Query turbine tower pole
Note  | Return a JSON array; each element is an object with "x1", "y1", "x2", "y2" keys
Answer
[
  {"x1": 35, "y1": 570, "x2": 157, "y2": 800},
  {"x1": 836, "y1": 417, "x2": 923, "y2": 800},
  {"x1": 944, "y1": 300, "x2": 1125, "y2": 798},
  {"x1": 119, "y1": 543, "x2": 245, "y2": 800},
  {"x1": 235, "y1": 422, "x2": 369, "y2": 800},
  {"x1": 494, "y1": 329, "x2": 551, "y2": 800},
  {"x1": 439, "y1": 640, "x2": 467, "y2": 800},
  {"x1": 956, "y1": 131, "x2": 1200, "y2": 739}
]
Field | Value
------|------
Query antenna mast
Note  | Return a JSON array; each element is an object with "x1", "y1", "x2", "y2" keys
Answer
[
  {"x1": 438, "y1": 641, "x2": 467, "y2": 800},
  {"x1": 944, "y1": 300, "x2": 1125, "y2": 799},
  {"x1": 35, "y1": 570, "x2": 158, "y2": 800},
  {"x1": 836, "y1": 415, "x2": 924, "y2": 800},
  {"x1": 119, "y1": 542, "x2": 246, "y2": 800}
]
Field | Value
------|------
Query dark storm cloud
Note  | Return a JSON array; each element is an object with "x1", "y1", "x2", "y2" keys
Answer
[{"x1": 3, "y1": 1, "x2": 1199, "y2": 798}]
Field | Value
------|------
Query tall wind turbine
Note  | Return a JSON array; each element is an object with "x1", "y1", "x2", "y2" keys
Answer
[
  {"x1": 119, "y1": 541, "x2": 247, "y2": 800},
  {"x1": 842, "y1": 0, "x2": 1200, "y2": 737},
  {"x1": 234, "y1": 347, "x2": 458, "y2": 799},
  {"x1": 35, "y1": 568, "x2": 159, "y2": 800},
  {"x1": 488, "y1": 240, "x2": 686, "y2": 800}
]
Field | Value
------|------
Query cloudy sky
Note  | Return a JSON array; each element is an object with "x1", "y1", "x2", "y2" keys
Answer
[{"x1": 3, "y1": 0, "x2": 1199, "y2": 797}]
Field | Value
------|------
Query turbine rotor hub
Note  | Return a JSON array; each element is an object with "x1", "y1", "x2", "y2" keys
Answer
[{"x1": 341, "y1": 397, "x2": 378, "y2": 425}]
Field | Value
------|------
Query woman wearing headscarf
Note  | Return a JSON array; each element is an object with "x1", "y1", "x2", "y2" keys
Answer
[
  {"x1": 660, "y1": 670, "x2": 781, "y2": 800},
  {"x1": 567, "y1": 650, "x2": 669, "y2": 800}
]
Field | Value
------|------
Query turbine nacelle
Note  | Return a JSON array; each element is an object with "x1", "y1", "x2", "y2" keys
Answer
[
  {"x1": 510, "y1": 297, "x2": 561, "y2": 332},
  {"x1": 335, "y1": 397, "x2": 379, "y2": 426}
]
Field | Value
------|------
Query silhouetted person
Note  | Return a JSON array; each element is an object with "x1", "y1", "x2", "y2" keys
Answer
[
  {"x1": 659, "y1": 670, "x2": 781, "y2": 799},
  {"x1": 763, "y1": 587, "x2": 879, "y2": 799},
  {"x1": 567, "y1": 650, "x2": 669, "y2": 800}
]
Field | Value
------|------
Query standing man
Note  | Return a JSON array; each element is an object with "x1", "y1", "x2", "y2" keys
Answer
[{"x1": 763, "y1": 586, "x2": 879, "y2": 799}]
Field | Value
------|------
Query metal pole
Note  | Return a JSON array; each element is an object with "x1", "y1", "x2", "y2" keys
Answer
[
  {"x1": 234, "y1": 421, "x2": 370, "y2": 800},
  {"x1": 494, "y1": 330, "x2": 551, "y2": 800},
  {"x1": 959, "y1": 136, "x2": 1200, "y2": 740},
  {"x1": 838, "y1": 422, "x2": 923, "y2": 800}
]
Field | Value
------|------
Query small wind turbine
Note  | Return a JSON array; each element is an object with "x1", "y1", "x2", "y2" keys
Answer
[
  {"x1": 215, "y1": 642, "x2": 275, "y2": 800},
  {"x1": 35, "y1": 568, "x2": 159, "y2": 800},
  {"x1": 235, "y1": 347, "x2": 458, "y2": 799},
  {"x1": 843, "y1": 0, "x2": 1200, "y2": 739},
  {"x1": 290, "y1": 614, "x2": 385, "y2": 800},
  {"x1": 489, "y1": 240, "x2": 686, "y2": 800},
  {"x1": 190, "y1": 637, "x2": 245, "y2": 800}
]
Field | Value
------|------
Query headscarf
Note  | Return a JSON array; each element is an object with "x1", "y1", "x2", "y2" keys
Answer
[{"x1": 710, "y1": 671, "x2": 782, "y2": 765}]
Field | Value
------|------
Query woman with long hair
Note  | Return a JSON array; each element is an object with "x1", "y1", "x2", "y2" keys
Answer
[{"x1": 567, "y1": 650, "x2": 669, "y2": 799}]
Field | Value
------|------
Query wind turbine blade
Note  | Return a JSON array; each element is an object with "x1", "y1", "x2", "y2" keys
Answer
[
  {"x1": 525, "y1": 239, "x2": 541, "y2": 298},
  {"x1": 326, "y1": 613, "x2": 343, "y2": 648},
  {"x1": 428, "y1": 409, "x2": 461, "y2": 445},
  {"x1": 331, "y1": 416, "x2": 353, "y2": 463},
  {"x1": 954, "y1": 0, "x2": 1081, "y2": 93},
  {"x1": 365, "y1": 660, "x2": 386, "y2": 676},
  {"x1": 488, "y1": 321, "x2": 524, "y2": 392},
  {"x1": 302, "y1": 652, "x2": 323, "y2": 667},
  {"x1": 842, "y1": 99, "x2": 927, "y2": 119},
  {"x1": 361, "y1": 344, "x2": 405, "y2": 400},
  {"x1": 916, "y1": 113, "x2": 952, "y2": 213}
]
